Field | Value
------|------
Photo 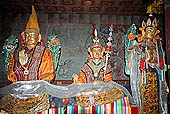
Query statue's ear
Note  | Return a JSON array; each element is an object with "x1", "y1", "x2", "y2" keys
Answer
[
  {"x1": 20, "y1": 32, "x2": 25, "y2": 47},
  {"x1": 21, "y1": 32, "x2": 25, "y2": 40},
  {"x1": 38, "y1": 33, "x2": 41, "y2": 42}
]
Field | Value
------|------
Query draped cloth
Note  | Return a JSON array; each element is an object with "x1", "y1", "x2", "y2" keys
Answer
[
  {"x1": 0, "y1": 80, "x2": 134, "y2": 113},
  {"x1": 130, "y1": 49, "x2": 141, "y2": 107}
]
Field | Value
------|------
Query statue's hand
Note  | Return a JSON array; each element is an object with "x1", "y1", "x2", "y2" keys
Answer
[
  {"x1": 19, "y1": 49, "x2": 28, "y2": 66},
  {"x1": 7, "y1": 71, "x2": 17, "y2": 82},
  {"x1": 72, "y1": 73, "x2": 78, "y2": 83}
]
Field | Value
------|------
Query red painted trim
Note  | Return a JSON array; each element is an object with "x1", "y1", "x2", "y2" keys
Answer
[{"x1": 131, "y1": 106, "x2": 138, "y2": 114}]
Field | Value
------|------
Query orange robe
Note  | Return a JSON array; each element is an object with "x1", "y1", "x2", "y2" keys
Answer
[{"x1": 7, "y1": 45, "x2": 55, "y2": 82}]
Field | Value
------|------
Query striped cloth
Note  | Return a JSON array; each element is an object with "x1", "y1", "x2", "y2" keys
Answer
[
  {"x1": 0, "y1": 107, "x2": 64, "y2": 114},
  {"x1": 67, "y1": 97, "x2": 131, "y2": 114},
  {"x1": 0, "y1": 97, "x2": 131, "y2": 114}
]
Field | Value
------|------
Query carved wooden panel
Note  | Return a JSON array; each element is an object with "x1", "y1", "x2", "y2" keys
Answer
[{"x1": 5, "y1": 0, "x2": 148, "y2": 15}]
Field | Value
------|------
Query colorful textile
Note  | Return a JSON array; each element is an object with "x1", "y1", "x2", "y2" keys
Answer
[
  {"x1": 0, "y1": 97, "x2": 131, "y2": 114},
  {"x1": 68, "y1": 97, "x2": 131, "y2": 114}
]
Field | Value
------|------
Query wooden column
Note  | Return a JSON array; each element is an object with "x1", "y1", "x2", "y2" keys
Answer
[{"x1": 165, "y1": 2, "x2": 170, "y2": 108}]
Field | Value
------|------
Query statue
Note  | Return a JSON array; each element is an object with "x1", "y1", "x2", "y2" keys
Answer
[
  {"x1": 125, "y1": 17, "x2": 168, "y2": 114},
  {"x1": 72, "y1": 29, "x2": 112, "y2": 83},
  {"x1": 0, "y1": 6, "x2": 55, "y2": 113},
  {"x1": 7, "y1": 6, "x2": 55, "y2": 82},
  {"x1": 73, "y1": 28, "x2": 124, "y2": 106},
  {"x1": 0, "y1": 23, "x2": 133, "y2": 113}
]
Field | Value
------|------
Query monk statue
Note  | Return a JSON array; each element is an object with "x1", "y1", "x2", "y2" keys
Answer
[
  {"x1": 73, "y1": 29, "x2": 124, "y2": 106},
  {"x1": 7, "y1": 6, "x2": 55, "y2": 82},
  {"x1": 0, "y1": 6, "x2": 55, "y2": 113}
]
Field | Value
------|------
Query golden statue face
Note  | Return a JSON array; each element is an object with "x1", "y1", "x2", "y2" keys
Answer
[
  {"x1": 91, "y1": 47, "x2": 102, "y2": 60},
  {"x1": 145, "y1": 27, "x2": 156, "y2": 39},
  {"x1": 24, "y1": 28, "x2": 39, "y2": 49}
]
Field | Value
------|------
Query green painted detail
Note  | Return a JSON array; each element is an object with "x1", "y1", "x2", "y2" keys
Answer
[
  {"x1": 157, "y1": 40, "x2": 163, "y2": 58},
  {"x1": 47, "y1": 34, "x2": 61, "y2": 71},
  {"x1": 125, "y1": 24, "x2": 136, "y2": 75},
  {"x1": 94, "y1": 72, "x2": 98, "y2": 78},
  {"x1": 2, "y1": 35, "x2": 18, "y2": 72}
]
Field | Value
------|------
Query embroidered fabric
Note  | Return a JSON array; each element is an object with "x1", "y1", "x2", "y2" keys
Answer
[{"x1": 0, "y1": 80, "x2": 135, "y2": 104}]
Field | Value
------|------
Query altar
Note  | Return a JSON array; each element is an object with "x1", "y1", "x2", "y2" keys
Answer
[{"x1": 0, "y1": 80, "x2": 136, "y2": 114}]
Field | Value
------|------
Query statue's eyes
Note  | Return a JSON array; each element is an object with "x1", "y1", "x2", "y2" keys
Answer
[
  {"x1": 25, "y1": 33, "x2": 35, "y2": 38},
  {"x1": 31, "y1": 33, "x2": 35, "y2": 37},
  {"x1": 25, "y1": 33, "x2": 29, "y2": 37}
]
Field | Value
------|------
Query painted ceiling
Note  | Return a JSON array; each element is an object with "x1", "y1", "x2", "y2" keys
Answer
[{"x1": 1, "y1": 0, "x2": 152, "y2": 15}]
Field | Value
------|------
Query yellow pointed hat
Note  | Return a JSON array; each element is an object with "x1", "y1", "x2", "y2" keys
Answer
[{"x1": 26, "y1": 5, "x2": 40, "y2": 33}]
